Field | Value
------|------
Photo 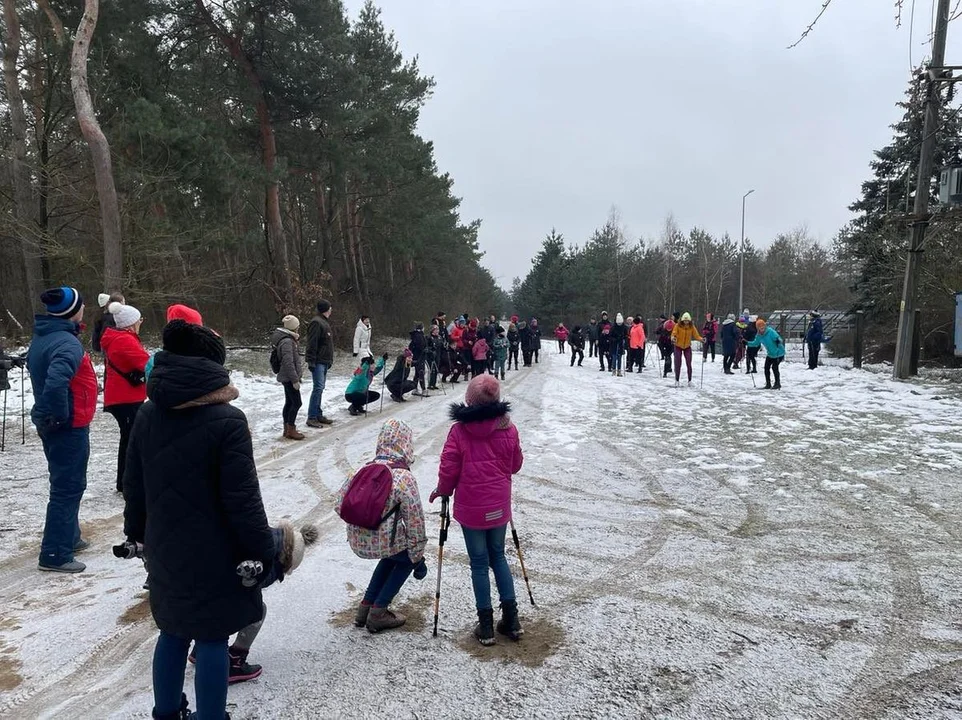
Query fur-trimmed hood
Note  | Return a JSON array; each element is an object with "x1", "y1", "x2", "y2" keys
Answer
[{"x1": 448, "y1": 401, "x2": 514, "y2": 438}]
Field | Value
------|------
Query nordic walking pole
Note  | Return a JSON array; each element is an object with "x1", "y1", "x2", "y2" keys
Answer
[
  {"x1": 432, "y1": 496, "x2": 450, "y2": 638},
  {"x1": 379, "y1": 355, "x2": 387, "y2": 414},
  {"x1": 700, "y1": 355, "x2": 706, "y2": 389},
  {"x1": 20, "y1": 363, "x2": 25, "y2": 444},
  {"x1": 1, "y1": 388, "x2": 7, "y2": 452},
  {"x1": 510, "y1": 518, "x2": 536, "y2": 606}
]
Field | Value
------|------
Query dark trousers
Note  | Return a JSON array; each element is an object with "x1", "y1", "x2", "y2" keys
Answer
[
  {"x1": 413, "y1": 360, "x2": 426, "y2": 392},
  {"x1": 570, "y1": 347, "x2": 583, "y2": 366},
  {"x1": 588, "y1": 339, "x2": 596, "y2": 357},
  {"x1": 282, "y1": 381, "x2": 302, "y2": 425},
  {"x1": 471, "y1": 359, "x2": 486, "y2": 377},
  {"x1": 660, "y1": 346, "x2": 672, "y2": 377},
  {"x1": 388, "y1": 380, "x2": 416, "y2": 398},
  {"x1": 38, "y1": 426, "x2": 89, "y2": 567},
  {"x1": 428, "y1": 361, "x2": 439, "y2": 388},
  {"x1": 746, "y1": 347, "x2": 759, "y2": 374},
  {"x1": 153, "y1": 631, "x2": 227, "y2": 720},
  {"x1": 702, "y1": 341, "x2": 716, "y2": 362},
  {"x1": 106, "y1": 402, "x2": 142, "y2": 492},
  {"x1": 345, "y1": 390, "x2": 379, "y2": 411},
  {"x1": 598, "y1": 346, "x2": 608, "y2": 370},
  {"x1": 522, "y1": 349, "x2": 532, "y2": 366},
  {"x1": 460, "y1": 349, "x2": 473, "y2": 377},
  {"x1": 557, "y1": 340, "x2": 566, "y2": 353},
  {"x1": 807, "y1": 341, "x2": 820, "y2": 369},
  {"x1": 639, "y1": 345, "x2": 646, "y2": 370},
  {"x1": 765, "y1": 357, "x2": 783, "y2": 387},
  {"x1": 723, "y1": 353, "x2": 736, "y2": 373},
  {"x1": 363, "y1": 551, "x2": 415, "y2": 608},
  {"x1": 509, "y1": 346, "x2": 519, "y2": 369},
  {"x1": 533, "y1": 348, "x2": 540, "y2": 363}
]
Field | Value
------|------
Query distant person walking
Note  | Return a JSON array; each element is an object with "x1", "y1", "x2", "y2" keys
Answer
[
  {"x1": 670, "y1": 312, "x2": 702, "y2": 386},
  {"x1": 702, "y1": 313, "x2": 719, "y2": 363},
  {"x1": 745, "y1": 318, "x2": 786, "y2": 389},
  {"x1": 554, "y1": 323, "x2": 568, "y2": 354},
  {"x1": 271, "y1": 315, "x2": 305, "y2": 440},
  {"x1": 720, "y1": 314, "x2": 738, "y2": 375},
  {"x1": 569, "y1": 326, "x2": 585, "y2": 367},
  {"x1": 628, "y1": 316, "x2": 646, "y2": 373},
  {"x1": 586, "y1": 318, "x2": 598, "y2": 358},
  {"x1": 806, "y1": 311, "x2": 824, "y2": 370}
]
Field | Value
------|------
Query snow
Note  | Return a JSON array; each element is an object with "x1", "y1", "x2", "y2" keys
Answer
[{"x1": 2, "y1": 347, "x2": 962, "y2": 718}]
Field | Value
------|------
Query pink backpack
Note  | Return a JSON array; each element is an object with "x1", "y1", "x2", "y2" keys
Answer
[{"x1": 337, "y1": 461, "x2": 405, "y2": 537}]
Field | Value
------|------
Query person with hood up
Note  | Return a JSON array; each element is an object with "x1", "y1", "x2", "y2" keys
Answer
[
  {"x1": 702, "y1": 313, "x2": 719, "y2": 363},
  {"x1": 28, "y1": 287, "x2": 98, "y2": 573},
  {"x1": 670, "y1": 312, "x2": 703, "y2": 386},
  {"x1": 554, "y1": 323, "x2": 569, "y2": 354},
  {"x1": 745, "y1": 318, "x2": 786, "y2": 389},
  {"x1": 306, "y1": 301, "x2": 335, "y2": 428},
  {"x1": 145, "y1": 304, "x2": 204, "y2": 380},
  {"x1": 101, "y1": 301, "x2": 149, "y2": 493},
  {"x1": 569, "y1": 325, "x2": 585, "y2": 367},
  {"x1": 720, "y1": 314, "x2": 739, "y2": 375},
  {"x1": 386, "y1": 349, "x2": 416, "y2": 402},
  {"x1": 507, "y1": 322, "x2": 521, "y2": 370},
  {"x1": 353, "y1": 314, "x2": 372, "y2": 359},
  {"x1": 427, "y1": 324, "x2": 445, "y2": 390},
  {"x1": 345, "y1": 352, "x2": 388, "y2": 415},
  {"x1": 655, "y1": 315, "x2": 673, "y2": 378},
  {"x1": 586, "y1": 318, "x2": 599, "y2": 358},
  {"x1": 336, "y1": 419, "x2": 428, "y2": 633},
  {"x1": 409, "y1": 322, "x2": 428, "y2": 396},
  {"x1": 628, "y1": 316, "x2": 647, "y2": 373},
  {"x1": 608, "y1": 314, "x2": 629, "y2": 376},
  {"x1": 742, "y1": 315, "x2": 759, "y2": 374},
  {"x1": 91, "y1": 292, "x2": 124, "y2": 354},
  {"x1": 471, "y1": 333, "x2": 490, "y2": 378},
  {"x1": 596, "y1": 312, "x2": 612, "y2": 371},
  {"x1": 271, "y1": 315, "x2": 304, "y2": 440},
  {"x1": 430, "y1": 375, "x2": 524, "y2": 646},
  {"x1": 530, "y1": 318, "x2": 542, "y2": 363},
  {"x1": 122, "y1": 319, "x2": 275, "y2": 720},
  {"x1": 806, "y1": 311, "x2": 824, "y2": 370}
]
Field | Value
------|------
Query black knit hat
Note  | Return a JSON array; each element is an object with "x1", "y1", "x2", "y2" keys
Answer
[
  {"x1": 163, "y1": 319, "x2": 226, "y2": 366},
  {"x1": 316, "y1": 300, "x2": 331, "y2": 314}
]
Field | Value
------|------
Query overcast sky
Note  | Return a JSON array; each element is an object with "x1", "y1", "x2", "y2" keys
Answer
[{"x1": 344, "y1": 0, "x2": 962, "y2": 288}]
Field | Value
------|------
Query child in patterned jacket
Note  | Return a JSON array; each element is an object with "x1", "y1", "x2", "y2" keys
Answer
[{"x1": 335, "y1": 419, "x2": 428, "y2": 633}]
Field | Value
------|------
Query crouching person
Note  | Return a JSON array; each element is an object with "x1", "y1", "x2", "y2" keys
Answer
[
  {"x1": 335, "y1": 419, "x2": 427, "y2": 633},
  {"x1": 345, "y1": 352, "x2": 387, "y2": 415},
  {"x1": 430, "y1": 374, "x2": 525, "y2": 646},
  {"x1": 122, "y1": 319, "x2": 275, "y2": 720}
]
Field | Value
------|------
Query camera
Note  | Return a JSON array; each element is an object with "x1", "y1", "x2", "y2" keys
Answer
[{"x1": 112, "y1": 540, "x2": 144, "y2": 559}]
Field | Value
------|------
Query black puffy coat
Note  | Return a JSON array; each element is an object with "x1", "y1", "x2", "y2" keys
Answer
[
  {"x1": 409, "y1": 329, "x2": 427, "y2": 364},
  {"x1": 721, "y1": 320, "x2": 739, "y2": 355},
  {"x1": 123, "y1": 351, "x2": 274, "y2": 641}
]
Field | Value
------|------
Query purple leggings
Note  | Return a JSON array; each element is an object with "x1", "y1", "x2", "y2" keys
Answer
[{"x1": 673, "y1": 346, "x2": 693, "y2": 382}]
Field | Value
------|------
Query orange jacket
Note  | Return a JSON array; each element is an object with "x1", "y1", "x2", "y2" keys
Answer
[
  {"x1": 670, "y1": 322, "x2": 702, "y2": 350},
  {"x1": 629, "y1": 323, "x2": 646, "y2": 349}
]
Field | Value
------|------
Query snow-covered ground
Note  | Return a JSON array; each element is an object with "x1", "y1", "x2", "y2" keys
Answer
[{"x1": 2, "y1": 346, "x2": 962, "y2": 718}]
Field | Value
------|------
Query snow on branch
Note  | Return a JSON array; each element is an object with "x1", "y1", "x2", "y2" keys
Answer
[{"x1": 787, "y1": 0, "x2": 834, "y2": 49}]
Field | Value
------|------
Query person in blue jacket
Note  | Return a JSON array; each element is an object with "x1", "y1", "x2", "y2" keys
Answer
[
  {"x1": 28, "y1": 287, "x2": 99, "y2": 573},
  {"x1": 745, "y1": 318, "x2": 785, "y2": 390},
  {"x1": 806, "y1": 311, "x2": 824, "y2": 370}
]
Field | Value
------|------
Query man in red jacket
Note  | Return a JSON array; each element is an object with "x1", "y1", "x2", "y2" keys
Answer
[{"x1": 27, "y1": 287, "x2": 98, "y2": 573}]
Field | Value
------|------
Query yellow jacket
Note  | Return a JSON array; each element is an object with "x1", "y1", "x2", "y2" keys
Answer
[{"x1": 670, "y1": 322, "x2": 703, "y2": 350}]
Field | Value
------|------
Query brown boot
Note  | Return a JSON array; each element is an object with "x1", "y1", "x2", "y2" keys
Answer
[{"x1": 288, "y1": 424, "x2": 305, "y2": 441}]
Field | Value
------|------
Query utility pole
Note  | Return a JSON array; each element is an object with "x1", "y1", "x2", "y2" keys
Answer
[
  {"x1": 893, "y1": 0, "x2": 952, "y2": 379},
  {"x1": 738, "y1": 189, "x2": 754, "y2": 314}
]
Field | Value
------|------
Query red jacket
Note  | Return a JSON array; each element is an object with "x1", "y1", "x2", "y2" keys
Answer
[
  {"x1": 101, "y1": 327, "x2": 149, "y2": 406},
  {"x1": 554, "y1": 326, "x2": 569, "y2": 341},
  {"x1": 450, "y1": 325, "x2": 464, "y2": 350}
]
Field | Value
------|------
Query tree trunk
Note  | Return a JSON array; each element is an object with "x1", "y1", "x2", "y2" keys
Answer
[
  {"x1": 2, "y1": 0, "x2": 41, "y2": 314},
  {"x1": 194, "y1": 0, "x2": 292, "y2": 306},
  {"x1": 70, "y1": 0, "x2": 124, "y2": 292}
]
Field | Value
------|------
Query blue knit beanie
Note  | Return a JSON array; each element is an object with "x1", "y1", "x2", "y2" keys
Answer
[{"x1": 41, "y1": 287, "x2": 83, "y2": 318}]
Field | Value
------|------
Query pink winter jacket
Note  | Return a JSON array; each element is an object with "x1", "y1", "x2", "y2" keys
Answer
[
  {"x1": 472, "y1": 338, "x2": 489, "y2": 361},
  {"x1": 437, "y1": 402, "x2": 523, "y2": 529}
]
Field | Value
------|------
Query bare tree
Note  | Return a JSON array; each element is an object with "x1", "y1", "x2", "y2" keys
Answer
[{"x1": 70, "y1": 0, "x2": 124, "y2": 292}]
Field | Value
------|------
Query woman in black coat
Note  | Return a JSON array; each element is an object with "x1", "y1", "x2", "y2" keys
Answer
[
  {"x1": 123, "y1": 320, "x2": 274, "y2": 720},
  {"x1": 720, "y1": 314, "x2": 739, "y2": 375}
]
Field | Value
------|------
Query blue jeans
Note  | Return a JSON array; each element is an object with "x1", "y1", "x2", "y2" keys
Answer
[
  {"x1": 362, "y1": 551, "x2": 415, "y2": 607},
  {"x1": 308, "y1": 363, "x2": 328, "y2": 420},
  {"x1": 38, "y1": 426, "x2": 89, "y2": 566},
  {"x1": 462, "y1": 525, "x2": 516, "y2": 611},
  {"x1": 611, "y1": 341, "x2": 624, "y2": 371},
  {"x1": 153, "y1": 632, "x2": 227, "y2": 720}
]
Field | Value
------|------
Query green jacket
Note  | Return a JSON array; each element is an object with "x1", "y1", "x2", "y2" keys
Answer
[{"x1": 345, "y1": 357, "x2": 385, "y2": 395}]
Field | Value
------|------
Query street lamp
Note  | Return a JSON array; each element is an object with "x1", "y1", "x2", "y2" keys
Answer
[{"x1": 738, "y1": 189, "x2": 755, "y2": 314}]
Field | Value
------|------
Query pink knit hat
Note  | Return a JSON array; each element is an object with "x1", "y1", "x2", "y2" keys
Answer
[{"x1": 465, "y1": 374, "x2": 500, "y2": 406}]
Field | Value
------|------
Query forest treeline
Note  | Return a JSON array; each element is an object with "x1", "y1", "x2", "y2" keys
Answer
[
  {"x1": 514, "y1": 74, "x2": 962, "y2": 359},
  {"x1": 0, "y1": 0, "x2": 507, "y2": 342}
]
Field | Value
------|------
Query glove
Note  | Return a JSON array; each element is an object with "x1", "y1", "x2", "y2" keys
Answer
[
  {"x1": 353, "y1": 353, "x2": 358, "y2": 357},
  {"x1": 774, "y1": 339, "x2": 782, "y2": 347},
  {"x1": 429, "y1": 488, "x2": 448, "y2": 503},
  {"x1": 382, "y1": 353, "x2": 389, "y2": 361},
  {"x1": 112, "y1": 540, "x2": 144, "y2": 560},
  {"x1": 8, "y1": 356, "x2": 25, "y2": 369},
  {"x1": 413, "y1": 559, "x2": 428, "y2": 580}
]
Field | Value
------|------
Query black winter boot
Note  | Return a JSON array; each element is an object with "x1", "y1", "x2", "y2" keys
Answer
[
  {"x1": 496, "y1": 599, "x2": 524, "y2": 641},
  {"x1": 228, "y1": 646, "x2": 263, "y2": 684},
  {"x1": 152, "y1": 693, "x2": 190, "y2": 720},
  {"x1": 475, "y1": 608, "x2": 495, "y2": 646}
]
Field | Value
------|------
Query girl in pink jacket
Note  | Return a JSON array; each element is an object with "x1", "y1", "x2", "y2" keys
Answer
[{"x1": 431, "y1": 374, "x2": 524, "y2": 646}]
